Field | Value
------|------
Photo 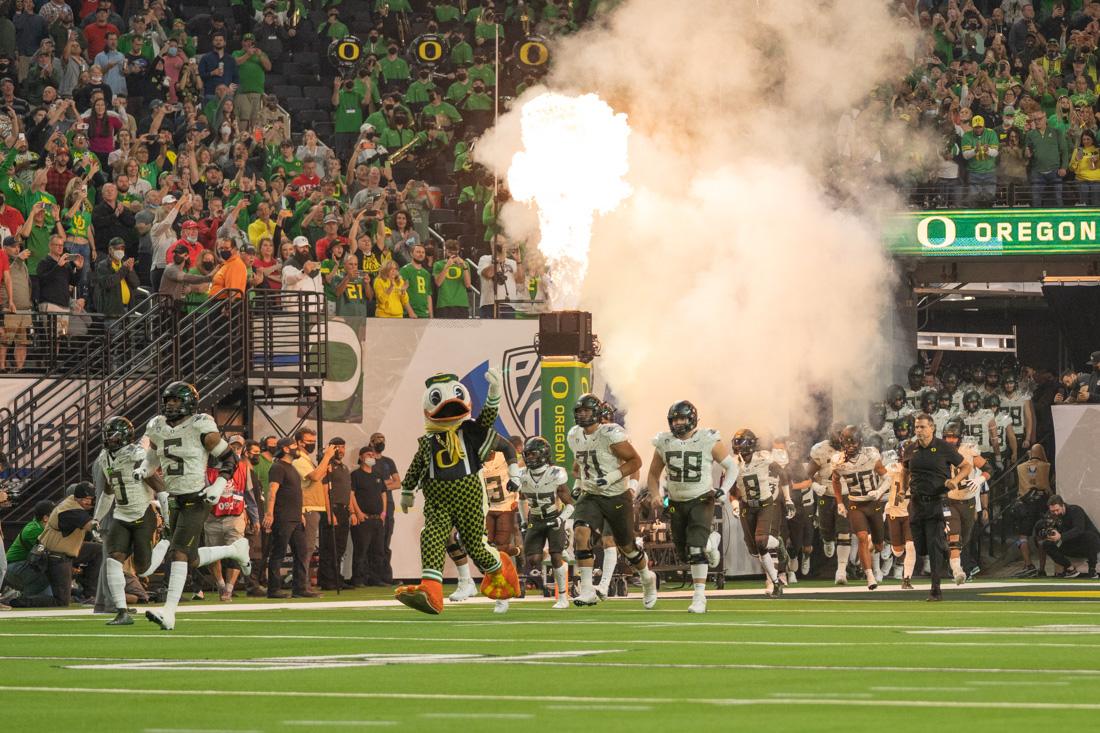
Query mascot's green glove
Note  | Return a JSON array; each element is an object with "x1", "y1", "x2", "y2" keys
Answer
[
  {"x1": 485, "y1": 368, "x2": 503, "y2": 400},
  {"x1": 400, "y1": 490, "x2": 416, "y2": 513}
]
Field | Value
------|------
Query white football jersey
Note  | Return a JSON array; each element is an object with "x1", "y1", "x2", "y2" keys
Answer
[
  {"x1": 145, "y1": 413, "x2": 219, "y2": 496},
  {"x1": 930, "y1": 408, "x2": 955, "y2": 436},
  {"x1": 948, "y1": 439, "x2": 984, "y2": 501},
  {"x1": 95, "y1": 443, "x2": 155, "y2": 523},
  {"x1": 904, "y1": 388, "x2": 924, "y2": 411},
  {"x1": 961, "y1": 410, "x2": 995, "y2": 453},
  {"x1": 568, "y1": 423, "x2": 630, "y2": 497},
  {"x1": 885, "y1": 403, "x2": 916, "y2": 422},
  {"x1": 992, "y1": 412, "x2": 1013, "y2": 452},
  {"x1": 882, "y1": 461, "x2": 909, "y2": 518},
  {"x1": 808, "y1": 440, "x2": 838, "y2": 496},
  {"x1": 858, "y1": 422, "x2": 897, "y2": 452},
  {"x1": 518, "y1": 465, "x2": 568, "y2": 520},
  {"x1": 482, "y1": 452, "x2": 515, "y2": 512},
  {"x1": 735, "y1": 450, "x2": 780, "y2": 503},
  {"x1": 999, "y1": 391, "x2": 1031, "y2": 437},
  {"x1": 652, "y1": 428, "x2": 720, "y2": 502},
  {"x1": 830, "y1": 446, "x2": 882, "y2": 501}
]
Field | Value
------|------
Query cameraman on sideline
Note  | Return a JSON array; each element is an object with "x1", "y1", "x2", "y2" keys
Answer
[
  {"x1": 1036, "y1": 495, "x2": 1100, "y2": 579},
  {"x1": 478, "y1": 235, "x2": 522, "y2": 320}
]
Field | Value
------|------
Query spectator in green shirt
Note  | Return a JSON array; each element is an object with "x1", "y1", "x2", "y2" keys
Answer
[
  {"x1": 318, "y1": 6, "x2": 350, "y2": 41},
  {"x1": 463, "y1": 80, "x2": 494, "y2": 111},
  {"x1": 468, "y1": 56, "x2": 496, "y2": 87},
  {"x1": 320, "y1": 240, "x2": 348, "y2": 308},
  {"x1": 446, "y1": 67, "x2": 472, "y2": 104},
  {"x1": 1026, "y1": 108, "x2": 1068, "y2": 207},
  {"x1": 434, "y1": 2, "x2": 462, "y2": 23},
  {"x1": 332, "y1": 76, "x2": 369, "y2": 160},
  {"x1": 399, "y1": 244, "x2": 432, "y2": 318},
  {"x1": 232, "y1": 34, "x2": 271, "y2": 132},
  {"x1": 432, "y1": 239, "x2": 470, "y2": 318},
  {"x1": 448, "y1": 30, "x2": 473, "y2": 67},
  {"x1": 334, "y1": 254, "x2": 373, "y2": 317},
  {"x1": 404, "y1": 69, "x2": 436, "y2": 108},
  {"x1": 379, "y1": 44, "x2": 410, "y2": 87},
  {"x1": 423, "y1": 89, "x2": 462, "y2": 126},
  {"x1": 4, "y1": 499, "x2": 53, "y2": 599},
  {"x1": 961, "y1": 115, "x2": 998, "y2": 207}
]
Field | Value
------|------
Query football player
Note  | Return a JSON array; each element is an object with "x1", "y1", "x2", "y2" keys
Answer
[
  {"x1": 984, "y1": 394, "x2": 1018, "y2": 473},
  {"x1": 773, "y1": 436, "x2": 813, "y2": 583},
  {"x1": 567, "y1": 393, "x2": 656, "y2": 608},
  {"x1": 136, "y1": 382, "x2": 250, "y2": 630},
  {"x1": 979, "y1": 366, "x2": 1001, "y2": 398},
  {"x1": 93, "y1": 416, "x2": 169, "y2": 626},
  {"x1": 517, "y1": 436, "x2": 573, "y2": 609},
  {"x1": 646, "y1": 401, "x2": 737, "y2": 613},
  {"x1": 943, "y1": 419, "x2": 990, "y2": 584},
  {"x1": 831, "y1": 426, "x2": 889, "y2": 590},
  {"x1": 885, "y1": 384, "x2": 915, "y2": 423},
  {"x1": 931, "y1": 390, "x2": 956, "y2": 435},
  {"x1": 730, "y1": 428, "x2": 790, "y2": 598},
  {"x1": 481, "y1": 436, "x2": 521, "y2": 613},
  {"x1": 960, "y1": 390, "x2": 1000, "y2": 469},
  {"x1": 905, "y1": 364, "x2": 926, "y2": 411},
  {"x1": 807, "y1": 424, "x2": 850, "y2": 582},
  {"x1": 595, "y1": 400, "x2": 631, "y2": 600},
  {"x1": 999, "y1": 371, "x2": 1035, "y2": 450},
  {"x1": 860, "y1": 402, "x2": 896, "y2": 452},
  {"x1": 940, "y1": 369, "x2": 964, "y2": 412},
  {"x1": 881, "y1": 448, "x2": 915, "y2": 589}
]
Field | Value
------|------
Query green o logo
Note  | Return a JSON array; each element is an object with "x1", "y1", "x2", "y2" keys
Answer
[{"x1": 550, "y1": 376, "x2": 569, "y2": 399}]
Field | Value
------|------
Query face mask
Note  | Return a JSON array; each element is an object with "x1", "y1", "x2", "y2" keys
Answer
[
  {"x1": 372, "y1": 441, "x2": 385, "y2": 453},
  {"x1": 185, "y1": 232, "x2": 198, "y2": 243},
  {"x1": 201, "y1": 260, "x2": 215, "y2": 272},
  {"x1": 218, "y1": 248, "x2": 232, "y2": 259},
  {"x1": 247, "y1": 454, "x2": 259, "y2": 465},
  {"x1": 365, "y1": 458, "x2": 376, "y2": 467},
  {"x1": 302, "y1": 441, "x2": 317, "y2": 453},
  {"x1": 173, "y1": 254, "x2": 187, "y2": 265},
  {"x1": 112, "y1": 249, "x2": 124, "y2": 261},
  {"x1": 288, "y1": 449, "x2": 300, "y2": 459}
]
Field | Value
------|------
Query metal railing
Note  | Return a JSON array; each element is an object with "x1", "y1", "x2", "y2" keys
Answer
[
  {"x1": 248, "y1": 290, "x2": 327, "y2": 392},
  {"x1": 901, "y1": 182, "x2": 1100, "y2": 210}
]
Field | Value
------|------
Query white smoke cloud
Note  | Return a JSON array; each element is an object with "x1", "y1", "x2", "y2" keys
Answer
[{"x1": 476, "y1": 0, "x2": 917, "y2": 441}]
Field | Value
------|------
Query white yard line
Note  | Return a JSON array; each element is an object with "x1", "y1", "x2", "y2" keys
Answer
[
  {"x1": 421, "y1": 713, "x2": 534, "y2": 720},
  {"x1": 0, "y1": 580, "x2": 1088, "y2": 619},
  {"x1": 5, "y1": 686, "x2": 1100, "y2": 712},
  {"x1": 281, "y1": 722, "x2": 396, "y2": 727}
]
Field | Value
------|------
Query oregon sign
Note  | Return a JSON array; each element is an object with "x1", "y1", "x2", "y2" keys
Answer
[{"x1": 887, "y1": 209, "x2": 1100, "y2": 256}]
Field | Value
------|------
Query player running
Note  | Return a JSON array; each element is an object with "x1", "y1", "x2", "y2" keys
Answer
[
  {"x1": 516, "y1": 436, "x2": 574, "y2": 609},
  {"x1": 881, "y1": 448, "x2": 915, "y2": 589},
  {"x1": 808, "y1": 424, "x2": 850, "y2": 584},
  {"x1": 93, "y1": 416, "x2": 168, "y2": 626},
  {"x1": 831, "y1": 426, "x2": 889, "y2": 590},
  {"x1": 137, "y1": 382, "x2": 251, "y2": 631},
  {"x1": 568, "y1": 393, "x2": 657, "y2": 609},
  {"x1": 646, "y1": 401, "x2": 737, "y2": 613},
  {"x1": 730, "y1": 428, "x2": 789, "y2": 598}
]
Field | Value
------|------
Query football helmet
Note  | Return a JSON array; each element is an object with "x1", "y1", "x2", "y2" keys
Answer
[
  {"x1": 937, "y1": 390, "x2": 953, "y2": 410},
  {"x1": 162, "y1": 381, "x2": 199, "y2": 424},
  {"x1": 573, "y1": 393, "x2": 603, "y2": 428},
  {"x1": 839, "y1": 425, "x2": 862, "y2": 459},
  {"x1": 667, "y1": 400, "x2": 698, "y2": 438},
  {"x1": 983, "y1": 394, "x2": 1001, "y2": 411},
  {"x1": 1001, "y1": 370, "x2": 1018, "y2": 394},
  {"x1": 920, "y1": 390, "x2": 937, "y2": 415},
  {"x1": 885, "y1": 384, "x2": 906, "y2": 411},
  {"x1": 942, "y1": 369, "x2": 960, "y2": 392},
  {"x1": 522, "y1": 436, "x2": 552, "y2": 470},
  {"x1": 732, "y1": 428, "x2": 757, "y2": 459},
  {"x1": 907, "y1": 363, "x2": 925, "y2": 391},
  {"x1": 984, "y1": 366, "x2": 1000, "y2": 388},
  {"x1": 867, "y1": 401, "x2": 887, "y2": 430},
  {"x1": 963, "y1": 390, "x2": 982, "y2": 414},
  {"x1": 827, "y1": 422, "x2": 845, "y2": 450},
  {"x1": 102, "y1": 416, "x2": 135, "y2": 452},
  {"x1": 942, "y1": 419, "x2": 964, "y2": 445},
  {"x1": 892, "y1": 415, "x2": 914, "y2": 442}
]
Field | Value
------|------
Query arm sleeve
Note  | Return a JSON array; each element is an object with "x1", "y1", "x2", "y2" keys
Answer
[
  {"x1": 1061, "y1": 507, "x2": 1086, "y2": 542},
  {"x1": 718, "y1": 455, "x2": 739, "y2": 495},
  {"x1": 494, "y1": 435, "x2": 517, "y2": 464}
]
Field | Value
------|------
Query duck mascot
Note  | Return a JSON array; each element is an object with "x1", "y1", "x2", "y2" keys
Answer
[{"x1": 395, "y1": 368, "x2": 521, "y2": 614}]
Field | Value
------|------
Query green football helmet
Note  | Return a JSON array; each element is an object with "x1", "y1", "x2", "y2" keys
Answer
[
  {"x1": 102, "y1": 416, "x2": 135, "y2": 452},
  {"x1": 573, "y1": 393, "x2": 603, "y2": 428},
  {"x1": 522, "y1": 436, "x2": 552, "y2": 470},
  {"x1": 162, "y1": 381, "x2": 199, "y2": 423}
]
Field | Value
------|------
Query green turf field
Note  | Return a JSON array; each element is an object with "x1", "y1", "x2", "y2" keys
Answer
[{"x1": 3, "y1": 580, "x2": 1100, "y2": 732}]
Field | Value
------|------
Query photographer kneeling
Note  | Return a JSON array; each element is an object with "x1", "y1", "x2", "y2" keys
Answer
[{"x1": 1035, "y1": 495, "x2": 1100, "y2": 579}]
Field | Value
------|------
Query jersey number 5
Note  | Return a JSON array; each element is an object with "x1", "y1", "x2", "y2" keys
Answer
[
  {"x1": 162, "y1": 437, "x2": 186, "y2": 477},
  {"x1": 665, "y1": 450, "x2": 703, "y2": 483}
]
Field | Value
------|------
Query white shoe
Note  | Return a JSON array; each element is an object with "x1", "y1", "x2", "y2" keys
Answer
[
  {"x1": 141, "y1": 540, "x2": 170, "y2": 578},
  {"x1": 834, "y1": 572, "x2": 847, "y2": 586},
  {"x1": 873, "y1": 569, "x2": 884, "y2": 584},
  {"x1": 866, "y1": 571, "x2": 878, "y2": 590},
  {"x1": 688, "y1": 597, "x2": 707, "y2": 614},
  {"x1": 448, "y1": 580, "x2": 477, "y2": 602},
  {"x1": 788, "y1": 555, "x2": 800, "y2": 574},
  {"x1": 145, "y1": 609, "x2": 175, "y2": 631},
  {"x1": 641, "y1": 570, "x2": 658, "y2": 609},
  {"x1": 705, "y1": 531, "x2": 721, "y2": 568},
  {"x1": 230, "y1": 537, "x2": 251, "y2": 577},
  {"x1": 892, "y1": 566, "x2": 903, "y2": 580},
  {"x1": 552, "y1": 596, "x2": 570, "y2": 609},
  {"x1": 493, "y1": 600, "x2": 509, "y2": 614},
  {"x1": 786, "y1": 571, "x2": 798, "y2": 585},
  {"x1": 823, "y1": 541, "x2": 836, "y2": 558},
  {"x1": 595, "y1": 584, "x2": 610, "y2": 601},
  {"x1": 953, "y1": 570, "x2": 966, "y2": 585},
  {"x1": 573, "y1": 589, "x2": 599, "y2": 607},
  {"x1": 801, "y1": 554, "x2": 811, "y2": 575}
]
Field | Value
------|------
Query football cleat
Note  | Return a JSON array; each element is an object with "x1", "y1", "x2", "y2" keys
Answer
[
  {"x1": 687, "y1": 597, "x2": 707, "y2": 614},
  {"x1": 705, "y1": 531, "x2": 721, "y2": 568},
  {"x1": 141, "y1": 540, "x2": 170, "y2": 578},
  {"x1": 106, "y1": 610, "x2": 133, "y2": 626},
  {"x1": 866, "y1": 572, "x2": 878, "y2": 591},
  {"x1": 641, "y1": 570, "x2": 658, "y2": 609},
  {"x1": 395, "y1": 580, "x2": 444, "y2": 615},
  {"x1": 573, "y1": 589, "x2": 599, "y2": 607},
  {"x1": 901, "y1": 578, "x2": 914, "y2": 590},
  {"x1": 552, "y1": 596, "x2": 570, "y2": 609},
  {"x1": 768, "y1": 577, "x2": 784, "y2": 598},
  {"x1": 834, "y1": 571, "x2": 848, "y2": 586},
  {"x1": 479, "y1": 554, "x2": 521, "y2": 600},
  {"x1": 448, "y1": 580, "x2": 477, "y2": 602},
  {"x1": 953, "y1": 569, "x2": 967, "y2": 585},
  {"x1": 230, "y1": 537, "x2": 251, "y2": 577},
  {"x1": 145, "y1": 609, "x2": 175, "y2": 631},
  {"x1": 594, "y1": 587, "x2": 608, "y2": 601},
  {"x1": 786, "y1": 571, "x2": 798, "y2": 585},
  {"x1": 823, "y1": 541, "x2": 836, "y2": 558},
  {"x1": 493, "y1": 600, "x2": 509, "y2": 614}
]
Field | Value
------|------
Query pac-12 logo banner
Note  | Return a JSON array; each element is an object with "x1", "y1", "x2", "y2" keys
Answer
[{"x1": 502, "y1": 346, "x2": 540, "y2": 439}]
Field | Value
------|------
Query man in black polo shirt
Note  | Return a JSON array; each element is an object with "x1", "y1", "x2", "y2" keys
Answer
[
  {"x1": 263, "y1": 437, "x2": 309, "y2": 599},
  {"x1": 350, "y1": 445, "x2": 389, "y2": 587},
  {"x1": 903, "y1": 413, "x2": 972, "y2": 601},
  {"x1": 369, "y1": 432, "x2": 400, "y2": 584},
  {"x1": 319, "y1": 437, "x2": 354, "y2": 591}
]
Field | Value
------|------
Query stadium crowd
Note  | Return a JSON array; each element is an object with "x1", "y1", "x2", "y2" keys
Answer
[{"x1": 1, "y1": 354, "x2": 1098, "y2": 612}]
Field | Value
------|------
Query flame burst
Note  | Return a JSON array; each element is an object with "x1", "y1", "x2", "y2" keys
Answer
[{"x1": 507, "y1": 93, "x2": 632, "y2": 309}]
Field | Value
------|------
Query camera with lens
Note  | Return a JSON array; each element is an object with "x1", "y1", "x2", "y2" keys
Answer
[{"x1": 1036, "y1": 515, "x2": 1060, "y2": 541}]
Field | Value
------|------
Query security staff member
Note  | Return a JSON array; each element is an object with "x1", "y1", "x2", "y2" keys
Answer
[
  {"x1": 263, "y1": 437, "x2": 310, "y2": 599},
  {"x1": 11, "y1": 483, "x2": 102, "y2": 607},
  {"x1": 901, "y1": 413, "x2": 971, "y2": 602},
  {"x1": 318, "y1": 437, "x2": 353, "y2": 590}
]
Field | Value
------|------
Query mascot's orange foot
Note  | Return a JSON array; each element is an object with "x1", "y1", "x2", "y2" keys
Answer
[
  {"x1": 480, "y1": 554, "x2": 521, "y2": 600},
  {"x1": 395, "y1": 580, "x2": 443, "y2": 615}
]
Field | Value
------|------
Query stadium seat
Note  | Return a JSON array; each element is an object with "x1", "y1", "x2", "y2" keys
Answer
[
  {"x1": 271, "y1": 85, "x2": 302, "y2": 100},
  {"x1": 435, "y1": 221, "x2": 473, "y2": 239},
  {"x1": 429, "y1": 208, "x2": 456, "y2": 225}
]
